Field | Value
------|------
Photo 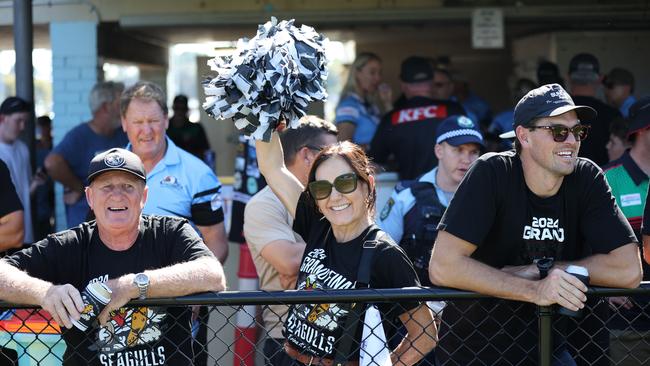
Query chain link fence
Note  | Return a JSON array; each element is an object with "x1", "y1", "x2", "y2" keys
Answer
[{"x1": 1, "y1": 284, "x2": 650, "y2": 365}]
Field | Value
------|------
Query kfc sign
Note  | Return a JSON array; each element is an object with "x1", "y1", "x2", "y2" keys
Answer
[{"x1": 391, "y1": 105, "x2": 448, "y2": 125}]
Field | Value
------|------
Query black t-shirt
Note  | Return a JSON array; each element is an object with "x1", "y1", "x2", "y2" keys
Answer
[
  {"x1": 369, "y1": 96, "x2": 466, "y2": 180},
  {"x1": 436, "y1": 151, "x2": 636, "y2": 365},
  {"x1": 0, "y1": 159, "x2": 22, "y2": 218},
  {"x1": 285, "y1": 193, "x2": 420, "y2": 359},
  {"x1": 167, "y1": 119, "x2": 210, "y2": 159},
  {"x1": 572, "y1": 95, "x2": 621, "y2": 167},
  {"x1": 3, "y1": 215, "x2": 213, "y2": 366}
]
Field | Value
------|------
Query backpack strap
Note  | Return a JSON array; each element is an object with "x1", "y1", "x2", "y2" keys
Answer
[{"x1": 333, "y1": 228, "x2": 381, "y2": 364}]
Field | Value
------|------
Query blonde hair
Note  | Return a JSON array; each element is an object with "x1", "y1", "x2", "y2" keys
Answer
[{"x1": 340, "y1": 53, "x2": 383, "y2": 110}]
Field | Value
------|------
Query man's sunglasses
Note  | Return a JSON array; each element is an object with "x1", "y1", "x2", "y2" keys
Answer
[
  {"x1": 308, "y1": 173, "x2": 358, "y2": 200},
  {"x1": 527, "y1": 124, "x2": 591, "y2": 142}
]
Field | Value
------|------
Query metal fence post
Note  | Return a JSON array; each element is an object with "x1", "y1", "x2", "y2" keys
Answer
[{"x1": 538, "y1": 305, "x2": 553, "y2": 366}]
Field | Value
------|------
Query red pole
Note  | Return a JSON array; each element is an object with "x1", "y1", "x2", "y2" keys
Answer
[{"x1": 233, "y1": 244, "x2": 258, "y2": 366}]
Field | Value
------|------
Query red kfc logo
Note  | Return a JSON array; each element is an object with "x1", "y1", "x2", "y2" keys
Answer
[{"x1": 391, "y1": 105, "x2": 448, "y2": 125}]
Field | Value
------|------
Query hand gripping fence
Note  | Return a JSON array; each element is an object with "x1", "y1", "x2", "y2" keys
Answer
[{"x1": 2, "y1": 284, "x2": 650, "y2": 365}]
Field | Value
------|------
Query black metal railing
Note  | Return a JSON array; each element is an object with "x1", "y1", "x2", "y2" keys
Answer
[{"x1": 1, "y1": 284, "x2": 650, "y2": 365}]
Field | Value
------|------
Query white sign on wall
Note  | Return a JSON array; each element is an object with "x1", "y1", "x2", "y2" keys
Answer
[{"x1": 472, "y1": 8, "x2": 504, "y2": 49}]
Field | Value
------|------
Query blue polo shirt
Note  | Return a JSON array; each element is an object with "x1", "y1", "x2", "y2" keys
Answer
[
  {"x1": 134, "y1": 137, "x2": 224, "y2": 226},
  {"x1": 335, "y1": 92, "x2": 381, "y2": 145}
]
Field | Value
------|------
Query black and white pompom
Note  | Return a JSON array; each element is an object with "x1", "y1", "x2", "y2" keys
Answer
[{"x1": 202, "y1": 17, "x2": 328, "y2": 141}]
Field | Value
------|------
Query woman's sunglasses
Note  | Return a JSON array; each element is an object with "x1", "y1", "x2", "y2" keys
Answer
[
  {"x1": 527, "y1": 124, "x2": 591, "y2": 142},
  {"x1": 308, "y1": 173, "x2": 358, "y2": 200}
]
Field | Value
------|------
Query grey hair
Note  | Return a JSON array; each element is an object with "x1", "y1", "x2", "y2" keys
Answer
[
  {"x1": 120, "y1": 81, "x2": 168, "y2": 117},
  {"x1": 89, "y1": 81, "x2": 125, "y2": 114}
]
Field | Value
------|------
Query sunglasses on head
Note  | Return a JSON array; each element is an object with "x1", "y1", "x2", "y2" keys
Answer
[
  {"x1": 308, "y1": 173, "x2": 358, "y2": 200},
  {"x1": 528, "y1": 124, "x2": 591, "y2": 142}
]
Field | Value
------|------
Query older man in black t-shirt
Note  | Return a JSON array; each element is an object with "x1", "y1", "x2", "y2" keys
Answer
[
  {"x1": 429, "y1": 83, "x2": 641, "y2": 365},
  {"x1": 0, "y1": 148, "x2": 226, "y2": 365}
]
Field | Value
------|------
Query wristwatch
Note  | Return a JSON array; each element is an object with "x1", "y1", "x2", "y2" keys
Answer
[
  {"x1": 536, "y1": 257, "x2": 554, "y2": 280},
  {"x1": 133, "y1": 273, "x2": 150, "y2": 300}
]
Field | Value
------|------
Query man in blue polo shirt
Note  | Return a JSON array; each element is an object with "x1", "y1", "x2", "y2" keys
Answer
[
  {"x1": 120, "y1": 81, "x2": 228, "y2": 263},
  {"x1": 120, "y1": 81, "x2": 228, "y2": 366},
  {"x1": 45, "y1": 81, "x2": 127, "y2": 228}
]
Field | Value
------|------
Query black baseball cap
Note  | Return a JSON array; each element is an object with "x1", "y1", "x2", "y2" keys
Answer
[
  {"x1": 499, "y1": 83, "x2": 597, "y2": 139},
  {"x1": 400, "y1": 56, "x2": 433, "y2": 83},
  {"x1": 627, "y1": 96, "x2": 650, "y2": 137},
  {"x1": 436, "y1": 115, "x2": 485, "y2": 147},
  {"x1": 87, "y1": 148, "x2": 146, "y2": 183},
  {"x1": 0, "y1": 96, "x2": 31, "y2": 115},
  {"x1": 568, "y1": 53, "x2": 600, "y2": 82}
]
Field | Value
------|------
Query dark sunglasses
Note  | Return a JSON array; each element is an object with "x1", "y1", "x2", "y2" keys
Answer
[
  {"x1": 308, "y1": 173, "x2": 358, "y2": 200},
  {"x1": 528, "y1": 124, "x2": 591, "y2": 142}
]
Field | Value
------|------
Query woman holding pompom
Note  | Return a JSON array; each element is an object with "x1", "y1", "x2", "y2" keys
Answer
[{"x1": 256, "y1": 127, "x2": 436, "y2": 365}]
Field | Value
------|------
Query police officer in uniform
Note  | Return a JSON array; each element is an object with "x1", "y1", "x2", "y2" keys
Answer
[
  {"x1": 369, "y1": 56, "x2": 466, "y2": 180},
  {"x1": 378, "y1": 114, "x2": 484, "y2": 286},
  {"x1": 378, "y1": 114, "x2": 483, "y2": 365}
]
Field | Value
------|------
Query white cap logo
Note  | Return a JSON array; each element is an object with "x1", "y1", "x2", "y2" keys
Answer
[
  {"x1": 457, "y1": 116, "x2": 474, "y2": 128},
  {"x1": 104, "y1": 153, "x2": 125, "y2": 168}
]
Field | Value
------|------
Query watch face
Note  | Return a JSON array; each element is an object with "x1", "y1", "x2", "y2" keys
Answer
[
  {"x1": 537, "y1": 258, "x2": 554, "y2": 270},
  {"x1": 134, "y1": 273, "x2": 149, "y2": 286}
]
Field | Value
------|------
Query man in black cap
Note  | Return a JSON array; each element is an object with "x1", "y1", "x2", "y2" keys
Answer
[
  {"x1": 604, "y1": 67, "x2": 636, "y2": 118},
  {"x1": 369, "y1": 56, "x2": 466, "y2": 180},
  {"x1": 0, "y1": 148, "x2": 226, "y2": 365},
  {"x1": 604, "y1": 96, "x2": 650, "y2": 364},
  {"x1": 430, "y1": 83, "x2": 640, "y2": 365},
  {"x1": 567, "y1": 53, "x2": 621, "y2": 166}
]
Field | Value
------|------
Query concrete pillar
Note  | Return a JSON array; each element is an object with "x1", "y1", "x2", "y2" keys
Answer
[{"x1": 50, "y1": 21, "x2": 98, "y2": 231}]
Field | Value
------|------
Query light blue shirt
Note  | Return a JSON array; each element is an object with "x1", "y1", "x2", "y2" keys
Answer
[
  {"x1": 335, "y1": 93, "x2": 381, "y2": 145},
  {"x1": 377, "y1": 168, "x2": 450, "y2": 243},
  {"x1": 131, "y1": 137, "x2": 224, "y2": 226}
]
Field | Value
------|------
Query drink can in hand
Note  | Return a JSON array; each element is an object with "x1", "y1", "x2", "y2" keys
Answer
[
  {"x1": 71, "y1": 282, "x2": 112, "y2": 331},
  {"x1": 557, "y1": 265, "x2": 589, "y2": 318}
]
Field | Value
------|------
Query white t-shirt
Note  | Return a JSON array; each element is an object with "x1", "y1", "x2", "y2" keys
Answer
[{"x1": 0, "y1": 139, "x2": 33, "y2": 243}]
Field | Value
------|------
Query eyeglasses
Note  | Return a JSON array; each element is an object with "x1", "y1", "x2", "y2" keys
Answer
[
  {"x1": 528, "y1": 124, "x2": 591, "y2": 142},
  {"x1": 308, "y1": 173, "x2": 358, "y2": 200}
]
